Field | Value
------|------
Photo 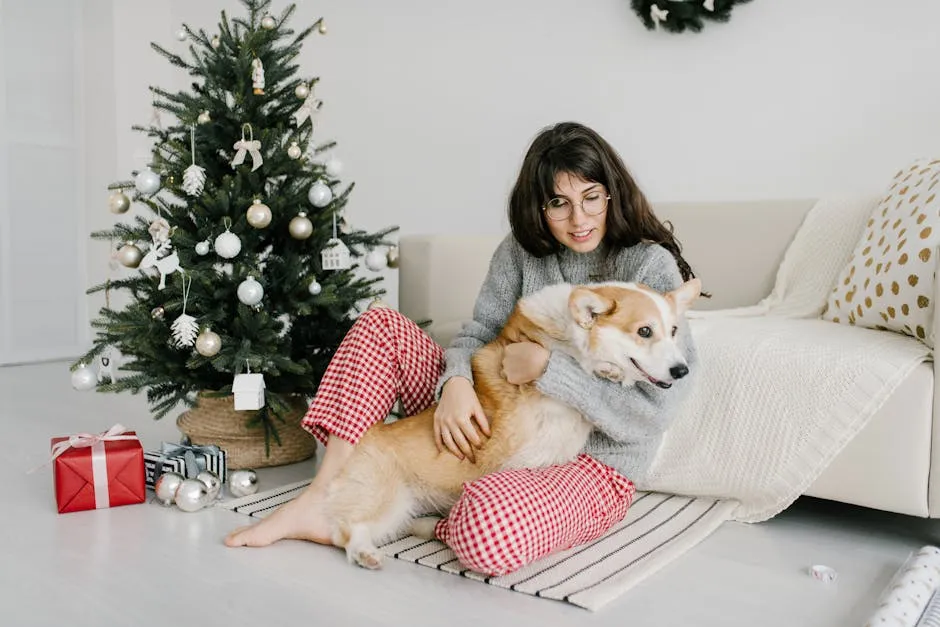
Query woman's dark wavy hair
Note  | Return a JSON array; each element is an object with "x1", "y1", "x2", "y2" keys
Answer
[{"x1": 508, "y1": 121, "x2": 699, "y2": 285}]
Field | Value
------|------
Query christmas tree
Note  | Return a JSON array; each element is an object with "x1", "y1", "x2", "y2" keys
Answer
[{"x1": 71, "y1": 0, "x2": 396, "y2": 450}]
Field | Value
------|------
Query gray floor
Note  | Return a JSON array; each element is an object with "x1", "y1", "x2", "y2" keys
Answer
[{"x1": 3, "y1": 360, "x2": 937, "y2": 626}]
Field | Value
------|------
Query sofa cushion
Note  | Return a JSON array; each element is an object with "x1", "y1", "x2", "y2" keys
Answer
[{"x1": 821, "y1": 158, "x2": 940, "y2": 347}]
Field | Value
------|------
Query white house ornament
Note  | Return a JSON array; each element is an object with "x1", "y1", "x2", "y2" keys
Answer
[
  {"x1": 251, "y1": 58, "x2": 265, "y2": 95},
  {"x1": 117, "y1": 243, "x2": 143, "y2": 268},
  {"x1": 321, "y1": 212, "x2": 352, "y2": 270},
  {"x1": 237, "y1": 276, "x2": 264, "y2": 306},
  {"x1": 231, "y1": 123, "x2": 263, "y2": 172},
  {"x1": 71, "y1": 363, "x2": 97, "y2": 391},
  {"x1": 246, "y1": 199, "x2": 272, "y2": 228},
  {"x1": 288, "y1": 213, "x2": 313, "y2": 240},
  {"x1": 307, "y1": 181, "x2": 332, "y2": 207},
  {"x1": 214, "y1": 229, "x2": 242, "y2": 259},
  {"x1": 287, "y1": 142, "x2": 303, "y2": 160},
  {"x1": 108, "y1": 191, "x2": 131, "y2": 214},
  {"x1": 195, "y1": 329, "x2": 221, "y2": 357},
  {"x1": 232, "y1": 372, "x2": 266, "y2": 411},
  {"x1": 135, "y1": 168, "x2": 161, "y2": 195}
]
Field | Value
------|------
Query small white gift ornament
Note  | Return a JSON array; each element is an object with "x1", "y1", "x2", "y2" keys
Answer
[{"x1": 232, "y1": 372, "x2": 266, "y2": 410}]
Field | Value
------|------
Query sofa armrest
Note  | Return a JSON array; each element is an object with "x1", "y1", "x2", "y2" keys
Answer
[{"x1": 927, "y1": 247, "x2": 940, "y2": 515}]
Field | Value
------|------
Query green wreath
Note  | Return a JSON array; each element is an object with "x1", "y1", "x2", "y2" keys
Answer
[{"x1": 631, "y1": 0, "x2": 753, "y2": 33}]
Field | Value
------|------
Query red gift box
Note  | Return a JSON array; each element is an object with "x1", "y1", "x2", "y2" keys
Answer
[{"x1": 50, "y1": 425, "x2": 146, "y2": 514}]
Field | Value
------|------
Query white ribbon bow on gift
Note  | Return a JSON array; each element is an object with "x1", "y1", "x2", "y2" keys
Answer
[
  {"x1": 48, "y1": 423, "x2": 136, "y2": 461},
  {"x1": 293, "y1": 88, "x2": 323, "y2": 128},
  {"x1": 231, "y1": 123, "x2": 263, "y2": 171}
]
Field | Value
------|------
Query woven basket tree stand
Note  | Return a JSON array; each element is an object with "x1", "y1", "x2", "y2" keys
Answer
[{"x1": 177, "y1": 392, "x2": 318, "y2": 469}]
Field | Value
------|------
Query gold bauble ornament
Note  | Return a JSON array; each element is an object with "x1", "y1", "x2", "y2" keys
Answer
[
  {"x1": 287, "y1": 142, "x2": 303, "y2": 160},
  {"x1": 246, "y1": 199, "x2": 272, "y2": 229},
  {"x1": 386, "y1": 245, "x2": 400, "y2": 268},
  {"x1": 197, "y1": 110, "x2": 211, "y2": 124},
  {"x1": 210, "y1": 36, "x2": 221, "y2": 49},
  {"x1": 261, "y1": 15, "x2": 276, "y2": 30},
  {"x1": 318, "y1": 21, "x2": 327, "y2": 34},
  {"x1": 289, "y1": 213, "x2": 314, "y2": 240},
  {"x1": 108, "y1": 191, "x2": 131, "y2": 214},
  {"x1": 117, "y1": 243, "x2": 143, "y2": 268},
  {"x1": 195, "y1": 329, "x2": 222, "y2": 357},
  {"x1": 295, "y1": 83, "x2": 309, "y2": 99}
]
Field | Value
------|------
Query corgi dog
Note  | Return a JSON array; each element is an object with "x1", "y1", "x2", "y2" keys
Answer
[{"x1": 326, "y1": 278, "x2": 701, "y2": 569}]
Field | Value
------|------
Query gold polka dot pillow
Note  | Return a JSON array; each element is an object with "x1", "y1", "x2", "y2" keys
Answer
[{"x1": 822, "y1": 158, "x2": 940, "y2": 347}]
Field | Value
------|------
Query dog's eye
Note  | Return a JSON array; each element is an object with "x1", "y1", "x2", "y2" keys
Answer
[
  {"x1": 637, "y1": 326, "x2": 652, "y2": 338},
  {"x1": 671, "y1": 326, "x2": 678, "y2": 337}
]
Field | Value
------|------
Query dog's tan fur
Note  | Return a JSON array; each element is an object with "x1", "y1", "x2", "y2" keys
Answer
[{"x1": 324, "y1": 279, "x2": 701, "y2": 569}]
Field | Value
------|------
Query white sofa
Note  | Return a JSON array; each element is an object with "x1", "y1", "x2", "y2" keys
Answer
[{"x1": 397, "y1": 199, "x2": 938, "y2": 519}]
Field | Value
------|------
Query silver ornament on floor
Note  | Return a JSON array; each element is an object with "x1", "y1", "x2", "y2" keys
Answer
[
  {"x1": 228, "y1": 469, "x2": 259, "y2": 497},
  {"x1": 237, "y1": 276, "x2": 264, "y2": 306},
  {"x1": 154, "y1": 471, "x2": 185, "y2": 506},
  {"x1": 246, "y1": 199, "x2": 272, "y2": 228},
  {"x1": 71, "y1": 364, "x2": 97, "y2": 391},
  {"x1": 195, "y1": 329, "x2": 221, "y2": 357},
  {"x1": 289, "y1": 213, "x2": 313, "y2": 240},
  {"x1": 175, "y1": 478, "x2": 209, "y2": 512},
  {"x1": 117, "y1": 243, "x2": 143, "y2": 268},
  {"x1": 196, "y1": 470, "x2": 222, "y2": 501},
  {"x1": 135, "y1": 168, "x2": 161, "y2": 195},
  {"x1": 108, "y1": 191, "x2": 131, "y2": 214}
]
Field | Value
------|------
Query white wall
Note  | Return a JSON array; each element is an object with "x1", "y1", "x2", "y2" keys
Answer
[{"x1": 85, "y1": 0, "x2": 940, "y2": 322}]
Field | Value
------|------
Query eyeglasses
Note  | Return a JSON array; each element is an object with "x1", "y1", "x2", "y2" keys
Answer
[{"x1": 542, "y1": 192, "x2": 610, "y2": 221}]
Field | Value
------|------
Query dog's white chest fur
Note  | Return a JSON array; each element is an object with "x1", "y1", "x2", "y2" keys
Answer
[{"x1": 502, "y1": 396, "x2": 593, "y2": 470}]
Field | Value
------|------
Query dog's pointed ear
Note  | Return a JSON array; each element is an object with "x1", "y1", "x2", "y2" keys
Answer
[
  {"x1": 666, "y1": 278, "x2": 702, "y2": 315},
  {"x1": 569, "y1": 287, "x2": 615, "y2": 330}
]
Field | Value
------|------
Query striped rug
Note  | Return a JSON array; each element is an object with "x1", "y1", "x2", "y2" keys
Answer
[{"x1": 218, "y1": 479, "x2": 736, "y2": 611}]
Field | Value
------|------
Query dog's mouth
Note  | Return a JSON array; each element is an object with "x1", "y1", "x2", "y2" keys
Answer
[{"x1": 630, "y1": 358, "x2": 672, "y2": 389}]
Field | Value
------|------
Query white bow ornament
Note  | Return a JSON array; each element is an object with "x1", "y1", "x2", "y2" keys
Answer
[{"x1": 231, "y1": 123, "x2": 263, "y2": 172}]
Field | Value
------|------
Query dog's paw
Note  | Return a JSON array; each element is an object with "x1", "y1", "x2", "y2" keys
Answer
[
  {"x1": 409, "y1": 516, "x2": 441, "y2": 540},
  {"x1": 594, "y1": 362, "x2": 624, "y2": 382}
]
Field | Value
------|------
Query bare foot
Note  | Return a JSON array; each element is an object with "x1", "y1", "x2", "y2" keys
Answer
[{"x1": 224, "y1": 485, "x2": 332, "y2": 547}]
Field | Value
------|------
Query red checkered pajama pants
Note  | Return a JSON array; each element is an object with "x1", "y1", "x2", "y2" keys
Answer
[{"x1": 301, "y1": 307, "x2": 637, "y2": 577}]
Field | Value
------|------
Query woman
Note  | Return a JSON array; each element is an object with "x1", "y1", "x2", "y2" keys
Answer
[{"x1": 225, "y1": 121, "x2": 699, "y2": 576}]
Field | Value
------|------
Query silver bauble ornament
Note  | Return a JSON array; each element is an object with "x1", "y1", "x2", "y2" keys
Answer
[
  {"x1": 307, "y1": 181, "x2": 333, "y2": 207},
  {"x1": 386, "y1": 245, "x2": 400, "y2": 268},
  {"x1": 295, "y1": 83, "x2": 309, "y2": 99},
  {"x1": 365, "y1": 249, "x2": 389, "y2": 271},
  {"x1": 308, "y1": 279, "x2": 322, "y2": 296},
  {"x1": 214, "y1": 230, "x2": 241, "y2": 259},
  {"x1": 135, "y1": 168, "x2": 161, "y2": 195},
  {"x1": 237, "y1": 276, "x2": 264, "y2": 306},
  {"x1": 210, "y1": 36, "x2": 221, "y2": 49},
  {"x1": 287, "y1": 142, "x2": 302, "y2": 160},
  {"x1": 196, "y1": 470, "x2": 222, "y2": 501},
  {"x1": 117, "y1": 243, "x2": 143, "y2": 268},
  {"x1": 246, "y1": 199, "x2": 272, "y2": 229},
  {"x1": 325, "y1": 157, "x2": 343, "y2": 177},
  {"x1": 228, "y1": 469, "x2": 259, "y2": 497},
  {"x1": 151, "y1": 306, "x2": 165, "y2": 320},
  {"x1": 261, "y1": 14, "x2": 276, "y2": 30},
  {"x1": 289, "y1": 213, "x2": 314, "y2": 240},
  {"x1": 174, "y1": 478, "x2": 209, "y2": 512},
  {"x1": 108, "y1": 191, "x2": 131, "y2": 214},
  {"x1": 195, "y1": 240, "x2": 210, "y2": 256},
  {"x1": 197, "y1": 110, "x2": 211, "y2": 124},
  {"x1": 70, "y1": 364, "x2": 97, "y2": 391},
  {"x1": 195, "y1": 329, "x2": 221, "y2": 357},
  {"x1": 154, "y1": 471, "x2": 184, "y2": 506}
]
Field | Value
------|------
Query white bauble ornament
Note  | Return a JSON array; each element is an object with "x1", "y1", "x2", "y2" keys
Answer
[
  {"x1": 261, "y1": 14, "x2": 276, "y2": 30},
  {"x1": 175, "y1": 26, "x2": 187, "y2": 41},
  {"x1": 295, "y1": 83, "x2": 309, "y2": 99},
  {"x1": 117, "y1": 243, "x2": 143, "y2": 268},
  {"x1": 195, "y1": 329, "x2": 221, "y2": 357},
  {"x1": 195, "y1": 240, "x2": 210, "y2": 256},
  {"x1": 210, "y1": 36, "x2": 221, "y2": 49},
  {"x1": 289, "y1": 213, "x2": 313, "y2": 240},
  {"x1": 135, "y1": 169, "x2": 161, "y2": 195},
  {"x1": 325, "y1": 157, "x2": 343, "y2": 177},
  {"x1": 287, "y1": 142, "x2": 302, "y2": 160},
  {"x1": 71, "y1": 364, "x2": 97, "y2": 391},
  {"x1": 228, "y1": 469, "x2": 259, "y2": 497},
  {"x1": 237, "y1": 276, "x2": 264, "y2": 306},
  {"x1": 197, "y1": 110, "x2": 211, "y2": 125},
  {"x1": 196, "y1": 470, "x2": 222, "y2": 501},
  {"x1": 154, "y1": 471, "x2": 184, "y2": 506},
  {"x1": 307, "y1": 181, "x2": 332, "y2": 207},
  {"x1": 214, "y1": 230, "x2": 241, "y2": 259},
  {"x1": 246, "y1": 199, "x2": 272, "y2": 229},
  {"x1": 175, "y1": 478, "x2": 209, "y2": 512},
  {"x1": 308, "y1": 279, "x2": 322, "y2": 295},
  {"x1": 365, "y1": 249, "x2": 389, "y2": 271},
  {"x1": 108, "y1": 191, "x2": 131, "y2": 214}
]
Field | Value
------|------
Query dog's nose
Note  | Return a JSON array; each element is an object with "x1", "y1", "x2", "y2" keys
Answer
[{"x1": 669, "y1": 364, "x2": 689, "y2": 380}]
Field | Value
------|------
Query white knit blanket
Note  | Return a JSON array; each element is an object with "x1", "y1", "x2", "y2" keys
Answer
[{"x1": 642, "y1": 195, "x2": 933, "y2": 522}]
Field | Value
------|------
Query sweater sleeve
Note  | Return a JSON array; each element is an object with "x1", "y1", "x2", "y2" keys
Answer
[
  {"x1": 534, "y1": 244, "x2": 698, "y2": 444},
  {"x1": 434, "y1": 235, "x2": 523, "y2": 399}
]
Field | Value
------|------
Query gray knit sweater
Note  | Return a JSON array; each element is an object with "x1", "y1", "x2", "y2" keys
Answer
[{"x1": 435, "y1": 234, "x2": 698, "y2": 483}]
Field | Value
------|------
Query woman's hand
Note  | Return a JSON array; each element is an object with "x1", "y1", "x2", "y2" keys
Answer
[
  {"x1": 433, "y1": 377, "x2": 491, "y2": 462},
  {"x1": 502, "y1": 342, "x2": 550, "y2": 385}
]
